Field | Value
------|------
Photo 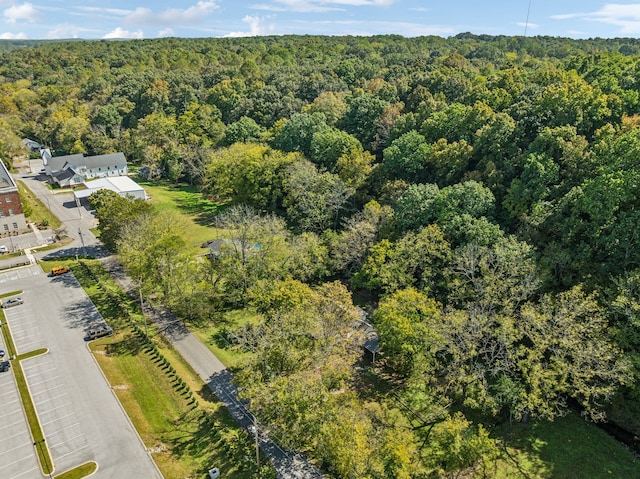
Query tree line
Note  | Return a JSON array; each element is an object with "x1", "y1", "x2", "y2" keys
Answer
[{"x1": 3, "y1": 34, "x2": 640, "y2": 477}]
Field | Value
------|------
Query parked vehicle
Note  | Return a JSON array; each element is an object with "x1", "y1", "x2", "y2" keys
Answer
[
  {"x1": 0, "y1": 349, "x2": 5, "y2": 358},
  {"x1": 84, "y1": 326, "x2": 114, "y2": 341},
  {"x1": 51, "y1": 266, "x2": 70, "y2": 276},
  {"x1": 1, "y1": 297, "x2": 24, "y2": 308},
  {"x1": 0, "y1": 245, "x2": 8, "y2": 253},
  {"x1": 0, "y1": 361, "x2": 10, "y2": 372},
  {"x1": 208, "y1": 468, "x2": 220, "y2": 479}
]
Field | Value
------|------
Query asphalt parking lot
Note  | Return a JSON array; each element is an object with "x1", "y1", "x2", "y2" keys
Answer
[
  {"x1": 0, "y1": 330, "x2": 40, "y2": 479},
  {"x1": 1, "y1": 265, "x2": 162, "y2": 478}
]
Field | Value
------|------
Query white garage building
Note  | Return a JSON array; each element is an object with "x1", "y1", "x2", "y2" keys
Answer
[{"x1": 73, "y1": 176, "x2": 148, "y2": 203}]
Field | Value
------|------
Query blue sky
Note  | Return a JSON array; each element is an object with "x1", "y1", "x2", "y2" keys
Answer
[{"x1": 3, "y1": 1, "x2": 640, "y2": 40}]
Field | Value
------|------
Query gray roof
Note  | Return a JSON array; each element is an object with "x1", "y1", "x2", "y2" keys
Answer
[
  {"x1": 46, "y1": 152, "x2": 127, "y2": 172},
  {"x1": 52, "y1": 169, "x2": 76, "y2": 181},
  {"x1": 46, "y1": 153, "x2": 84, "y2": 172},
  {"x1": 81, "y1": 152, "x2": 127, "y2": 169}
]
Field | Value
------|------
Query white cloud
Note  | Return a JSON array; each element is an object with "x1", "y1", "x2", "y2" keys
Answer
[
  {"x1": 103, "y1": 27, "x2": 144, "y2": 39},
  {"x1": 552, "y1": 3, "x2": 640, "y2": 33},
  {"x1": 254, "y1": 0, "x2": 396, "y2": 13},
  {"x1": 516, "y1": 22, "x2": 539, "y2": 29},
  {"x1": 158, "y1": 28, "x2": 175, "y2": 37},
  {"x1": 0, "y1": 31, "x2": 26, "y2": 39},
  {"x1": 124, "y1": 1, "x2": 218, "y2": 26},
  {"x1": 3, "y1": 3, "x2": 43, "y2": 24},
  {"x1": 226, "y1": 15, "x2": 273, "y2": 37},
  {"x1": 46, "y1": 23, "x2": 95, "y2": 39}
]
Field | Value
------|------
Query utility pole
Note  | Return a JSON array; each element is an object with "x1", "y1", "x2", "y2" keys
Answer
[
  {"x1": 78, "y1": 228, "x2": 85, "y2": 257},
  {"x1": 140, "y1": 285, "x2": 148, "y2": 337},
  {"x1": 253, "y1": 415, "x2": 260, "y2": 474}
]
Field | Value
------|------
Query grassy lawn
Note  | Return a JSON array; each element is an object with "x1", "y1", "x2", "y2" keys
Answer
[
  {"x1": 190, "y1": 308, "x2": 259, "y2": 369},
  {"x1": 491, "y1": 413, "x2": 640, "y2": 478},
  {"x1": 67, "y1": 258, "x2": 268, "y2": 479},
  {"x1": 17, "y1": 180, "x2": 62, "y2": 229},
  {"x1": 139, "y1": 180, "x2": 222, "y2": 251}
]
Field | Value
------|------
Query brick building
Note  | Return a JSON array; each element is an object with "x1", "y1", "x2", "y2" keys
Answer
[{"x1": 0, "y1": 161, "x2": 28, "y2": 236}]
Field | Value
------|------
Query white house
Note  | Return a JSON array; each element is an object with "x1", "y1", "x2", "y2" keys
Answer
[{"x1": 44, "y1": 152, "x2": 128, "y2": 185}]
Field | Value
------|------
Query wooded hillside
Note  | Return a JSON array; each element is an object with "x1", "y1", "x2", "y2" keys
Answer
[{"x1": 3, "y1": 34, "x2": 640, "y2": 478}]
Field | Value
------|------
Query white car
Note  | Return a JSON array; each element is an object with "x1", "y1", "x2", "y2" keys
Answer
[
  {"x1": 208, "y1": 468, "x2": 220, "y2": 479},
  {"x1": 0, "y1": 245, "x2": 8, "y2": 253}
]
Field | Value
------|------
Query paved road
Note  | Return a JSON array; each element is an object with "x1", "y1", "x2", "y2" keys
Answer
[{"x1": 16, "y1": 164, "x2": 326, "y2": 479}]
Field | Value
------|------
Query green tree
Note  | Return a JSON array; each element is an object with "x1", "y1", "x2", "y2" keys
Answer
[
  {"x1": 89, "y1": 189, "x2": 152, "y2": 251},
  {"x1": 283, "y1": 159, "x2": 353, "y2": 233}
]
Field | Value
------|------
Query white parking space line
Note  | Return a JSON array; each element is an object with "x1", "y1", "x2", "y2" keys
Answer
[
  {"x1": 42, "y1": 411, "x2": 77, "y2": 426},
  {"x1": 48, "y1": 423, "x2": 82, "y2": 438},
  {"x1": 0, "y1": 442, "x2": 37, "y2": 456},
  {"x1": 0, "y1": 456, "x2": 38, "y2": 472},
  {"x1": 23, "y1": 359, "x2": 55, "y2": 371},
  {"x1": 36, "y1": 392, "x2": 69, "y2": 405},
  {"x1": 27, "y1": 377, "x2": 63, "y2": 389},
  {"x1": 55, "y1": 443, "x2": 89, "y2": 461},
  {"x1": 11, "y1": 466, "x2": 40, "y2": 479},
  {"x1": 0, "y1": 396, "x2": 20, "y2": 407},
  {"x1": 50, "y1": 432, "x2": 87, "y2": 449},
  {"x1": 0, "y1": 418, "x2": 26, "y2": 432},
  {"x1": 37, "y1": 401, "x2": 73, "y2": 414},
  {"x1": 15, "y1": 339, "x2": 46, "y2": 351}
]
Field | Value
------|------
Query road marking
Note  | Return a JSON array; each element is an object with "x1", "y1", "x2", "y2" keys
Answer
[
  {"x1": 28, "y1": 377, "x2": 63, "y2": 388},
  {"x1": 0, "y1": 418, "x2": 27, "y2": 432},
  {"x1": 0, "y1": 442, "x2": 37, "y2": 456},
  {"x1": 47, "y1": 421, "x2": 81, "y2": 436},
  {"x1": 50, "y1": 431, "x2": 86, "y2": 449},
  {"x1": 37, "y1": 401, "x2": 73, "y2": 413},
  {"x1": 54, "y1": 442, "x2": 89, "y2": 460},
  {"x1": 9, "y1": 466, "x2": 40, "y2": 479},
  {"x1": 42, "y1": 411, "x2": 77, "y2": 426},
  {"x1": 36, "y1": 393, "x2": 70, "y2": 405},
  {"x1": 23, "y1": 359, "x2": 55, "y2": 370},
  {"x1": 0, "y1": 456, "x2": 38, "y2": 472}
]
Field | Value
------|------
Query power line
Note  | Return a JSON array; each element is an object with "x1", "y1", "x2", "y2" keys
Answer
[{"x1": 524, "y1": 0, "x2": 533, "y2": 37}]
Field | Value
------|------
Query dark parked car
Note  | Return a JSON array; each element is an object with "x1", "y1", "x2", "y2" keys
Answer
[
  {"x1": 1, "y1": 297, "x2": 24, "y2": 308},
  {"x1": 0, "y1": 361, "x2": 10, "y2": 372},
  {"x1": 84, "y1": 326, "x2": 114, "y2": 341}
]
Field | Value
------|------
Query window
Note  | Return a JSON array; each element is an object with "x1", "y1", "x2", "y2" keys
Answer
[
  {"x1": 12, "y1": 222, "x2": 17, "y2": 229},
  {"x1": 8, "y1": 209, "x2": 13, "y2": 215},
  {"x1": 0, "y1": 211, "x2": 4, "y2": 217},
  {"x1": 3, "y1": 224, "x2": 8, "y2": 231},
  {"x1": 5, "y1": 196, "x2": 11, "y2": 203}
]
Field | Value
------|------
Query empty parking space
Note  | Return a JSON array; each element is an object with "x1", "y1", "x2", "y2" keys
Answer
[
  {"x1": 0, "y1": 265, "x2": 40, "y2": 284},
  {"x1": 3, "y1": 305, "x2": 47, "y2": 355},
  {"x1": 22, "y1": 356, "x2": 91, "y2": 471},
  {"x1": 0, "y1": 366, "x2": 40, "y2": 479}
]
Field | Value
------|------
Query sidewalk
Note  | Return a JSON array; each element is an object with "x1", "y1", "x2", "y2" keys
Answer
[{"x1": 99, "y1": 256, "x2": 325, "y2": 479}]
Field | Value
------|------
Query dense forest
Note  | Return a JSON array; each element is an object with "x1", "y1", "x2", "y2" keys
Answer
[{"x1": 3, "y1": 33, "x2": 640, "y2": 477}]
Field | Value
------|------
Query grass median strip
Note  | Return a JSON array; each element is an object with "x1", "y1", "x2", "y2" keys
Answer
[{"x1": 0, "y1": 312, "x2": 54, "y2": 476}]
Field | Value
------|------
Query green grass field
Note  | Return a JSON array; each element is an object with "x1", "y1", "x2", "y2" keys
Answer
[
  {"x1": 493, "y1": 413, "x2": 640, "y2": 478},
  {"x1": 139, "y1": 181, "x2": 222, "y2": 251}
]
